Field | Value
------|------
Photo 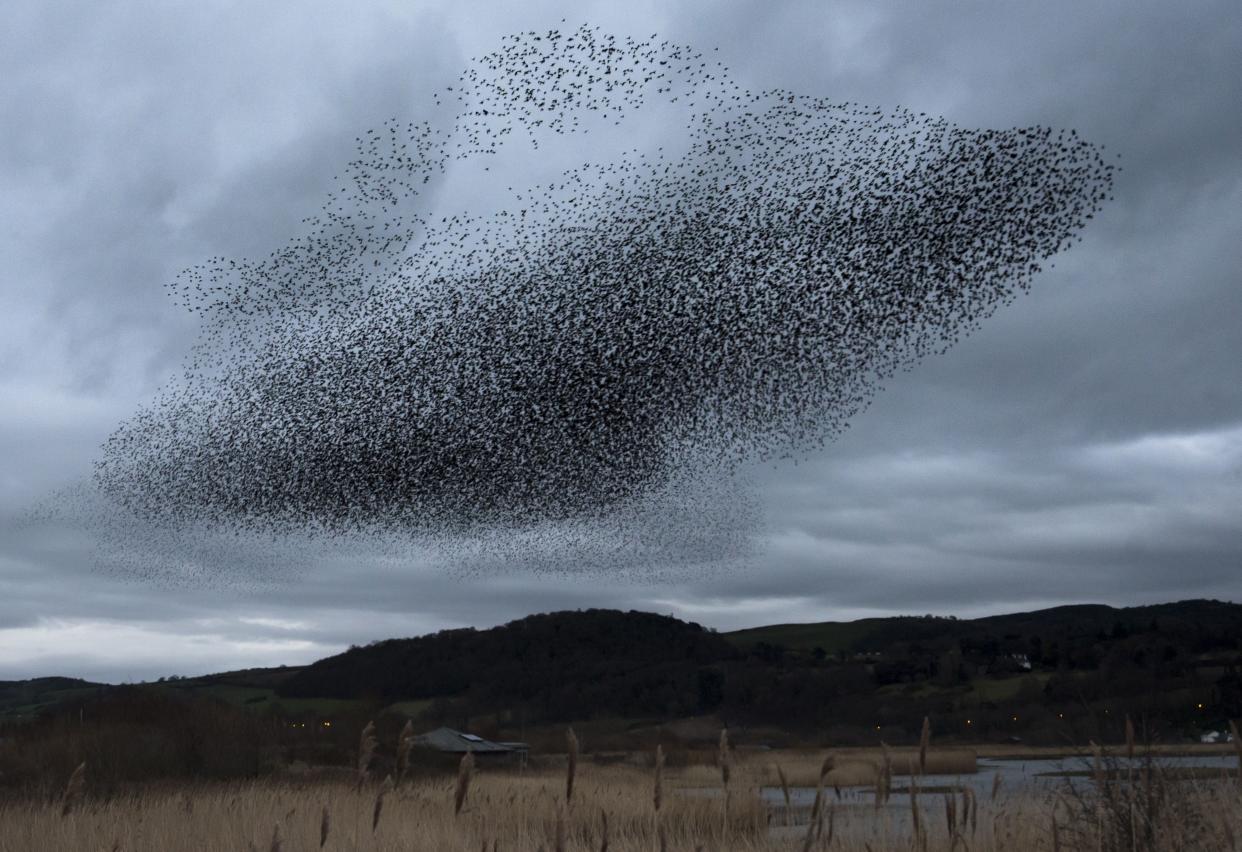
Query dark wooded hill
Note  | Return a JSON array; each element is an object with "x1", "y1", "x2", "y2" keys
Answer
[
  {"x1": 267, "y1": 599, "x2": 1242, "y2": 740},
  {"x1": 276, "y1": 608, "x2": 737, "y2": 721},
  {"x1": 4, "y1": 600, "x2": 1241, "y2": 745}
]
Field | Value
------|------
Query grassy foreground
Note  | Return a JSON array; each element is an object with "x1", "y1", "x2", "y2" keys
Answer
[
  {"x1": 4, "y1": 735, "x2": 1240, "y2": 852},
  {"x1": 0, "y1": 767, "x2": 1018, "y2": 852}
]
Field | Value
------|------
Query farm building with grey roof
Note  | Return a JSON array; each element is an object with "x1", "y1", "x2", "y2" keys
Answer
[{"x1": 413, "y1": 726, "x2": 528, "y2": 755}]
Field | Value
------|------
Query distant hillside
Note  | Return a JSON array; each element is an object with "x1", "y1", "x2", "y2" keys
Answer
[
  {"x1": 267, "y1": 599, "x2": 1242, "y2": 738},
  {"x1": 277, "y1": 609, "x2": 738, "y2": 720},
  {"x1": 5, "y1": 600, "x2": 1241, "y2": 745},
  {"x1": 0, "y1": 677, "x2": 106, "y2": 720},
  {"x1": 726, "y1": 599, "x2": 1242, "y2": 659}
]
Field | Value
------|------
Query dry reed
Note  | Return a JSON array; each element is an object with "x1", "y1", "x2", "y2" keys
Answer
[
  {"x1": 799, "y1": 753, "x2": 835, "y2": 852},
  {"x1": 397, "y1": 720, "x2": 416, "y2": 784},
  {"x1": 875, "y1": 745, "x2": 892, "y2": 809},
  {"x1": 1, "y1": 763, "x2": 1235, "y2": 851},
  {"x1": 909, "y1": 773, "x2": 921, "y2": 842},
  {"x1": 59, "y1": 762, "x2": 86, "y2": 818},
  {"x1": 357, "y1": 721, "x2": 378, "y2": 788},
  {"x1": 566, "y1": 727, "x2": 579, "y2": 805},
  {"x1": 454, "y1": 751, "x2": 475, "y2": 816},
  {"x1": 6, "y1": 735, "x2": 1240, "y2": 851}
]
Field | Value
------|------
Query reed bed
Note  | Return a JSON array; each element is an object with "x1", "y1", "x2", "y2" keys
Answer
[
  {"x1": 0, "y1": 767, "x2": 769, "y2": 852},
  {"x1": 3, "y1": 727, "x2": 1239, "y2": 851},
  {"x1": 2, "y1": 758, "x2": 1238, "y2": 851}
]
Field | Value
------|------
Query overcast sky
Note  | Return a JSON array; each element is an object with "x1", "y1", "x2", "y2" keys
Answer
[{"x1": 2, "y1": 0, "x2": 1239, "y2": 683}]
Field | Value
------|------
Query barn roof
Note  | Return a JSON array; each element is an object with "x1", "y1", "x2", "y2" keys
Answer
[{"x1": 413, "y1": 726, "x2": 517, "y2": 754}]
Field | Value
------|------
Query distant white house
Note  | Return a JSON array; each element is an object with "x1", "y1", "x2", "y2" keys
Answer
[{"x1": 1200, "y1": 730, "x2": 1235, "y2": 744}]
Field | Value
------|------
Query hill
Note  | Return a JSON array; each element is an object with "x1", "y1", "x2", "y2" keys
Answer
[
  {"x1": 276, "y1": 609, "x2": 738, "y2": 722},
  {"x1": 0, "y1": 677, "x2": 107, "y2": 721},
  {"x1": 4, "y1": 600, "x2": 1241, "y2": 745},
  {"x1": 726, "y1": 600, "x2": 1242, "y2": 675},
  {"x1": 726, "y1": 600, "x2": 1242, "y2": 656}
]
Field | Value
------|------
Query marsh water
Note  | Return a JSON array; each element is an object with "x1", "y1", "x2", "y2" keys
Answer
[{"x1": 757, "y1": 754, "x2": 1239, "y2": 812}]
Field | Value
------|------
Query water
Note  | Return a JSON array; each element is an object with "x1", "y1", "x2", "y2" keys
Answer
[{"x1": 759, "y1": 754, "x2": 1239, "y2": 812}]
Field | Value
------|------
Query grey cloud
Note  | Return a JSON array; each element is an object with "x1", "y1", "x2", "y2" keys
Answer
[
  {"x1": 2, "y1": 2, "x2": 465, "y2": 396},
  {"x1": 1, "y1": 0, "x2": 1239, "y2": 682},
  {"x1": 663, "y1": 0, "x2": 1242, "y2": 448}
]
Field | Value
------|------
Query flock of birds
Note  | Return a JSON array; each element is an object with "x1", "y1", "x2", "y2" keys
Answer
[{"x1": 79, "y1": 26, "x2": 1114, "y2": 580}]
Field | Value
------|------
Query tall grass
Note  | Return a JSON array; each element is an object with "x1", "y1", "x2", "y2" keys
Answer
[
  {"x1": 1052, "y1": 731, "x2": 1239, "y2": 852},
  {"x1": 10, "y1": 759, "x2": 1235, "y2": 851},
  {"x1": 3, "y1": 722, "x2": 1239, "y2": 850}
]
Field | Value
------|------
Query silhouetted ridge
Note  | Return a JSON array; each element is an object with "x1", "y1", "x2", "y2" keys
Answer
[
  {"x1": 6, "y1": 601, "x2": 1241, "y2": 742},
  {"x1": 277, "y1": 609, "x2": 738, "y2": 720}
]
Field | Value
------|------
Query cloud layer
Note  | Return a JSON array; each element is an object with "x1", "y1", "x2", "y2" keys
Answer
[{"x1": 1, "y1": 0, "x2": 1238, "y2": 681}]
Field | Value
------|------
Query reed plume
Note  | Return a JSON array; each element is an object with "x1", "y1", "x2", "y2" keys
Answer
[
  {"x1": 455, "y1": 750, "x2": 475, "y2": 815},
  {"x1": 396, "y1": 719, "x2": 415, "y2": 783},
  {"x1": 566, "y1": 727, "x2": 579, "y2": 804},
  {"x1": 357, "y1": 720, "x2": 378, "y2": 788},
  {"x1": 60, "y1": 761, "x2": 86, "y2": 817}
]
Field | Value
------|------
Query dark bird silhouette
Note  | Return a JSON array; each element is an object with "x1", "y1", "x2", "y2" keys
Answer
[{"x1": 78, "y1": 25, "x2": 1113, "y2": 582}]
